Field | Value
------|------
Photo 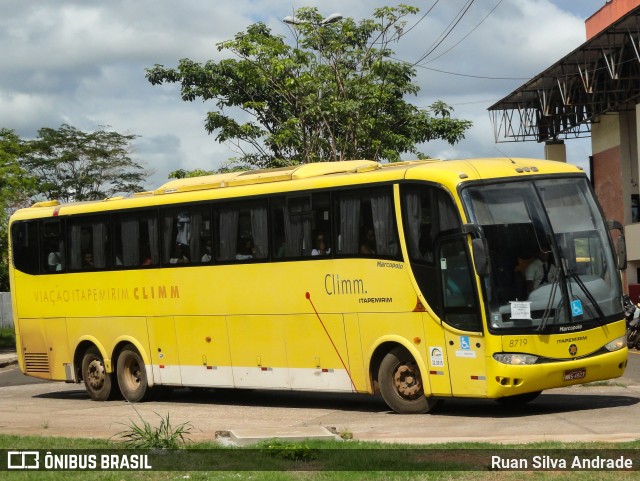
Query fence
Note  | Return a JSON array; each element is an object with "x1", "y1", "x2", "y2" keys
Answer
[{"x1": 0, "y1": 292, "x2": 12, "y2": 329}]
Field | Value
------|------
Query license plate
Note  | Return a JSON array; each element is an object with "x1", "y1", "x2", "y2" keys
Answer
[{"x1": 563, "y1": 368, "x2": 586, "y2": 381}]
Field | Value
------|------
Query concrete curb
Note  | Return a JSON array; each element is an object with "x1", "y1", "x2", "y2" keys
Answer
[{"x1": 0, "y1": 353, "x2": 17, "y2": 368}]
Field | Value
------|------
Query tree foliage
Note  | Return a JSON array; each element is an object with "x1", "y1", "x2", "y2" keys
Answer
[
  {"x1": 146, "y1": 5, "x2": 472, "y2": 169},
  {"x1": 22, "y1": 124, "x2": 147, "y2": 203},
  {"x1": 0, "y1": 125, "x2": 146, "y2": 291},
  {"x1": 0, "y1": 129, "x2": 35, "y2": 291},
  {"x1": 168, "y1": 168, "x2": 215, "y2": 179}
]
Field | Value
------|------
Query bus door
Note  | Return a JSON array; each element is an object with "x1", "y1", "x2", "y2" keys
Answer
[
  {"x1": 435, "y1": 235, "x2": 487, "y2": 397},
  {"x1": 147, "y1": 317, "x2": 183, "y2": 386}
]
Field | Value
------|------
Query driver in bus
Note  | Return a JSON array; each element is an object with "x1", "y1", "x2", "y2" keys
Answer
[{"x1": 525, "y1": 248, "x2": 557, "y2": 296}]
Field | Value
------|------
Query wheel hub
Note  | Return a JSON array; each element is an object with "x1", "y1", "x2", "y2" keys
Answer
[
  {"x1": 123, "y1": 358, "x2": 141, "y2": 388},
  {"x1": 87, "y1": 360, "x2": 105, "y2": 389},
  {"x1": 393, "y1": 363, "x2": 422, "y2": 398}
]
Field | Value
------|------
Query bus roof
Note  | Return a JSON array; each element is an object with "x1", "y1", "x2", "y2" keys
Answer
[{"x1": 12, "y1": 158, "x2": 583, "y2": 221}]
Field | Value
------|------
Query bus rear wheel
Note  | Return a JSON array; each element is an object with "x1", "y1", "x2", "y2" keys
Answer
[
  {"x1": 82, "y1": 346, "x2": 113, "y2": 401},
  {"x1": 378, "y1": 347, "x2": 434, "y2": 414},
  {"x1": 117, "y1": 346, "x2": 150, "y2": 402}
]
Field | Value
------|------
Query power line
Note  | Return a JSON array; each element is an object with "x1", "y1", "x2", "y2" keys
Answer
[
  {"x1": 415, "y1": 63, "x2": 530, "y2": 80},
  {"x1": 412, "y1": 0, "x2": 477, "y2": 66},
  {"x1": 401, "y1": 0, "x2": 441, "y2": 37},
  {"x1": 423, "y1": 0, "x2": 504, "y2": 64}
]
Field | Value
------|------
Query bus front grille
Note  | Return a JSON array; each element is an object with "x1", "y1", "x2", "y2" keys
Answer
[{"x1": 24, "y1": 353, "x2": 50, "y2": 373}]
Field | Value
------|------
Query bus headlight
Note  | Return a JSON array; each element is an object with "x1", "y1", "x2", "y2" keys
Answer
[
  {"x1": 604, "y1": 336, "x2": 626, "y2": 352},
  {"x1": 493, "y1": 353, "x2": 538, "y2": 365}
]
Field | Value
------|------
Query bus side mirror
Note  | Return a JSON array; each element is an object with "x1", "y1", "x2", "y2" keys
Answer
[
  {"x1": 463, "y1": 223, "x2": 490, "y2": 277},
  {"x1": 607, "y1": 220, "x2": 627, "y2": 271}
]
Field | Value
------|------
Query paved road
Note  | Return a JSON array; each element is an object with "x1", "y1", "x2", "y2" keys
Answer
[{"x1": 0, "y1": 351, "x2": 639, "y2": 444}]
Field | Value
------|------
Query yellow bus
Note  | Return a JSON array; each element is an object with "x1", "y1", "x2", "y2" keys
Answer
[{"x1": 8, "y1": 158, "x2": 628, "y2": 413}]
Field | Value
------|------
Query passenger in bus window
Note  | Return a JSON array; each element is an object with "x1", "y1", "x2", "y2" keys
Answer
[
  {"x1": 141, "y1": 245, "x2": 154, "y2": 266},
  {"x1": 201, "y1": 239, "x2": 212, "y2": 263},
  {"x1": 359, "y1": 228, "x2": 376, "y2": 255},
  {"x1": 82, "y1": 251, "x2": 94, "y2": 268},
  {"x1": 312, "y1": 233, "x2": 330, "y2": 256},
  {"x1": 169, "y1": 244, "x2": 189, "y2": 264},
  {"x1": 236, "y1": 238, "x2": 255, "y2": 260},
  {"x1": 48, "y1": 251, "x2": 62, "y2": 272}
]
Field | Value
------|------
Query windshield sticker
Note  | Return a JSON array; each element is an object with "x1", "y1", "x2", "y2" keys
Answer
[
  {"x1": 510, "y1": 301, "x2": 531, "y2": 320},
  {"x1": 429, "y1": 347, "x2": 445, "y2": 367},
  {"x1": 571, "y1": 299, "x2": 584, "y2": 317}
]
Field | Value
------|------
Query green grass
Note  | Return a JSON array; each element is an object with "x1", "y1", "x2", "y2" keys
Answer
[
  {"x1": 1, "y1": 435, "x2": 638, "y2": 481},
  {"x1": 113, "y1": 411, "x2": 193, "y2": 449},
  {"x1": 0, "y1": 326, "x2": 15, "y2": 348}
]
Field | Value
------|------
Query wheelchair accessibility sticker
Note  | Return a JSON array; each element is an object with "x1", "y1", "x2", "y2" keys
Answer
[
  {"x1": 456, "y1": 336, "x2": 476, "y2": 358},
  {"x1": 571, "y1": 299, "x2": 584, "y2": 318}
]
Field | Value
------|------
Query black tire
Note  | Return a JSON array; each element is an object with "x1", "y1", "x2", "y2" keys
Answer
[
  {"x1": 81, "y1": 346, "x2": 114, "y2": 401},
  {"x1": 116, "y1": 345, "x2": 150, "y2": 402},
  {"x1": 378, "y1": 347, "x2": 434, "y2": 414},
  {"x1": 496, "y1": 390, "x2": 542, "y2": 406}
]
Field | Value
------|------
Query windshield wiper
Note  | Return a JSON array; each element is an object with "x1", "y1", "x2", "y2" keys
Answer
[
  {"x1": 537, "y1": 274, "x2": 561, "y2": 333},
  {"x1": 567, "y1": 269, "x2": 606, "y2": 325}
]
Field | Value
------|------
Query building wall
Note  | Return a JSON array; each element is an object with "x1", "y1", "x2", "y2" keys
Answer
[
  {"x1": 592, "y1": 114, "x2": 625, "y2": 223},
  {"x1": 586, "y1": 0, "x2": 640, "y2": 39}
]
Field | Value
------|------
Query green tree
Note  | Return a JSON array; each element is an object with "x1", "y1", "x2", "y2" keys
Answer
[
  {"x1": 146, "y1": 5, "x2": 472, "y2": 169},
  {"x1": 23, "y1": 124, "x2": 147, "y2": 203},
  {"x1": 0, "y1": 129, "x2": 36, "y2": 291},
  {"x1": 168, "y1": 168, "x2": 214, "y2": 179}
]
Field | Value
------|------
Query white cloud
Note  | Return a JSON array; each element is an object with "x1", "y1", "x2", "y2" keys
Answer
[{"x1": 0, "y1": 0, "x2": 605, "y2": 189}]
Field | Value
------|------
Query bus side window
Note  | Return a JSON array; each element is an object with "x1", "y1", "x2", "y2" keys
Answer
[
  {"x1": 11, "y1": 221, "x2": 39, "y2": 275},
  {"x1": 335, "y1": 187, "x2": 399, "y2": 258},
  {"x1": 270, "y1": 196, "x2": 311, "y2": 258},
  {"x1": 402, "y1": 184, "x2": 462, "y2": 315},
  {"x1": 114, "y1": 211, "x2": 159, "y2": 268},
  {"x1": 271, "y1": 194, "x2": 331, "y2": 259},
  {"x1": 42, "y1": 219, "x2": 65, "y2": 273},
  {"x1": 270, "y1": 198, "x2": 287, "y2": 259},
  {"x1": 438, "y1": 236, "x2": 481, "y2": 332},
  {"x1": 311, "y1": 193, "x2": 332, "y2": 257},
  {"x1": 68, "y1": 217, "x2": 110, "y2": 271},
  {"x1": 161, "y1": 206, "x2": 211, "y2": 265},
  {"x1": 217, "y1": 201, "x2": 268, "y2": 262}
]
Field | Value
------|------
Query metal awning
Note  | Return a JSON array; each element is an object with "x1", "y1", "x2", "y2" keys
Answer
[{"x1": 489, "y1": 6, "x2": 640, "y2": 143}]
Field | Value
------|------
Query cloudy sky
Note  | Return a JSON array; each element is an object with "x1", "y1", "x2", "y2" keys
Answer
[{"x1": 0, "y1": 0, "x2": 611, "y2": 189}]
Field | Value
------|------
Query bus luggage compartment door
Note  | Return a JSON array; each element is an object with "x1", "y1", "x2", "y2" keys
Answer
[{"x1": 147, "y1": 316, "x2": 183, "y2": 386}]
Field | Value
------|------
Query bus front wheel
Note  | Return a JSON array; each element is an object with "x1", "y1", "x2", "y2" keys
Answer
[
  {"x1": 117, "y1": 346, "x2": 149, "y2": 402},
  {"x1": 82, "y1": 346, "x2": 113, "y2": 401},
  {"x1": 378, "y1": 347, "x2": 434, "y2": 414}
]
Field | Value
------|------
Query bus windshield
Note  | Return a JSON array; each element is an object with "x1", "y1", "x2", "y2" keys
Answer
[{"x1": 462, "y1": 177, "x2": 623, "y2": 333}]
